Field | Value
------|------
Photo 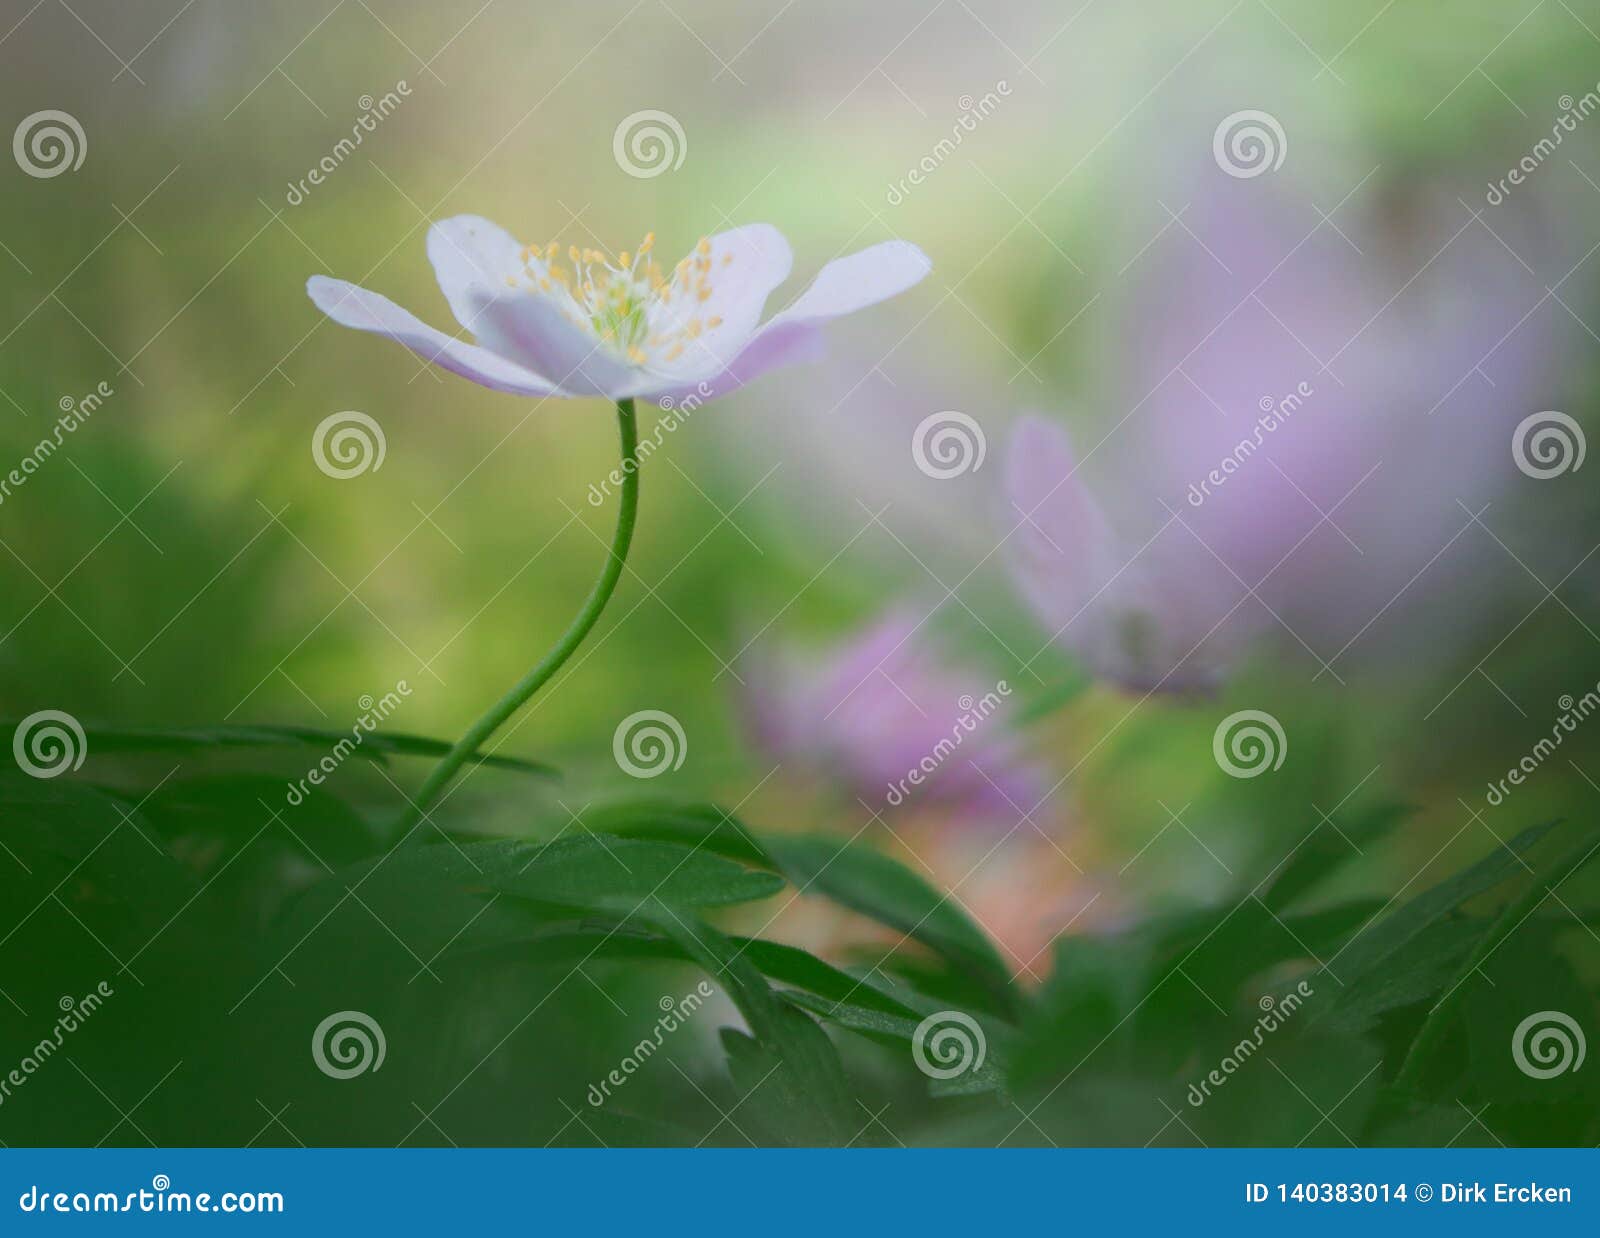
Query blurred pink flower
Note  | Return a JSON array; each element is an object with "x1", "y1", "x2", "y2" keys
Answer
[
  {"x1": 1003, "y1": 415, "x2": 1252, "y2": 693},
  {"x1": 1008, "y1": 172, "x2": 1567, "y2": 686},
  {"x1": 307, "y1": 218, "x2": 930, "y2": 404},
  {"x1": 742, "y1": 611, "x2": 1042, "y2": 825}
]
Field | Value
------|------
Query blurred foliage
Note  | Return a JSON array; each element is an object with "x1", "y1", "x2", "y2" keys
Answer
[{"x1": 0, "y1": 735, "x2": 1594, "y2": 1146}]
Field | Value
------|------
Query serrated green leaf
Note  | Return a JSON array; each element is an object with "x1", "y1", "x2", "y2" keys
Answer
[
  {"x1": 571, "y1": 800, "x2": 1018, "y2": 1017},
  {"x1": 1327, "y1": 820, "x2": 1559, "y2": 985},
  {"x1": 762, "y1": 834, "x2": 1018, "y2": 1019},
  {"x1": 646, "y1": 908, "x2": 853, "y2": 1146},
  {"x1": 1317, "y1": 916, "x2": 1488, "y2": 1036}
]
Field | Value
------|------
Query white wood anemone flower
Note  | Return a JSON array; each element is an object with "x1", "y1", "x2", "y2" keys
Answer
[{"x1": 306, "y1": 218, "x2": 931, "y2": 404}]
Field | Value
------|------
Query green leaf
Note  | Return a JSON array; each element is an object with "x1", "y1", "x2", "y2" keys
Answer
[
  {"x1": 484, "y1": 835, "x2": 784, "y2": 912},
  {"x1": 54, "y1": 723, "x2": 557, "y2": 777},
  {"x1": 1256, "y1": 800, "x2": 1410, "y2": 911},
  {"x1": 1327, "y1": 820, "x2": 1559, "y2": 986},
  {"x1": 1316, "y1": 916, "x2": 1487, "y2": 1036},
  {"x1": 570, "y1": 800, "x2": 1019, "y2": 1017},
  {"x1": 1392, "y1": 827, "x2": 1600, "y2": 1091},
  {"x1": 278, "y1": 835, "x2": 783, "y2": 964},
  {"x1": 571, "y1": 798, "x2": 768, "y2": 865},
  {"x1": 646, "y1": 908, "x2": 854, "y2": 1145},
  {"x1": 728, "y1": 937, "x2": 921, "y2": 1018},
  {"x1": 779, "y1": 990, "x2": 1008, "y2": 1098},
  {"x1": 1464, "y1": 930, "x2": 1599, "y2": 1112},
  {"x1": 138, "y1": 773, "x2": 380, "y2": 865},
  {"x1": 762, "y1": 834, "x2": 1019, "y2": 1019}
]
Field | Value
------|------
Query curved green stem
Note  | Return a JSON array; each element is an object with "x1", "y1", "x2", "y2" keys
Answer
[{"x1": 395, "y1": 398, "x2": 639, "y2": 835}]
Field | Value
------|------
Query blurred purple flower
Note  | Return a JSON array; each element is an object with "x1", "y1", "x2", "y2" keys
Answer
[
  {"x1": 743, "y1": 611, "x2": 1041, "y2": 824},
  {"x1": 1003, "y1": 415, "x2": 1252, "y2": 693},
  {"x1": 1009, "y1": 172, "x2": 1567, "y2": 685},
  {"x1": 307, "y1": 218, "x2": 930, "y2": 404}
]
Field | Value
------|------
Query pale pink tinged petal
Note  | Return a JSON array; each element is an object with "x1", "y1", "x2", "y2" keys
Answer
[
  {"x1": 1003, "y1": 416, "x2": 1121, "y2": 630},
  {"x1": 628, "y1": 321, "x2": 825, "y2": 405},
  {"x1": 640, "y1": 240, "x2": 930, "y2": 400},
  {"x1": 1003, "y1": 417, "x2": 1241, "y2": 694},
  {"x1": 766, "y1": 240, "x2": 932, "y2": 329},
  {"x1": 635, "y1": 237, "x2": 927, "y2": 402},
  {"x1": 426, "y1": 215, "x2": 527, "y2": 334},
  {"x1": 306, "y1": 276, "x2": 560, "y2": 397},
  {"x1": 661, "y1": 223, "x2": 793, "y2": 373},
  {"x1": 463, "y1": 288, "x2": 639, "y2": 399}
]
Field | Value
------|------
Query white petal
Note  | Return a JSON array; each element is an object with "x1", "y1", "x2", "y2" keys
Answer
[
  {"x1": 427, "y1": 215, "x2": 526, "y2": 334},
  {"x1": 635, "y1": 238, "x2": 929, "y2": 396},
  {"x1": 464, "y1": 287, "x2": 639, "y2": 399},
  {"x1": 628, "y1": 321, "x2": 824, "y2": 405},
  {"x1": 767, "y1": 240, "x2": 932, "y2": 329},
  {"x1": 307, "y1": 276, "x2": 560, "y2": 396},
  {"x1": 650, "y1": 223, "x2": 793, "y2": 376}
]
